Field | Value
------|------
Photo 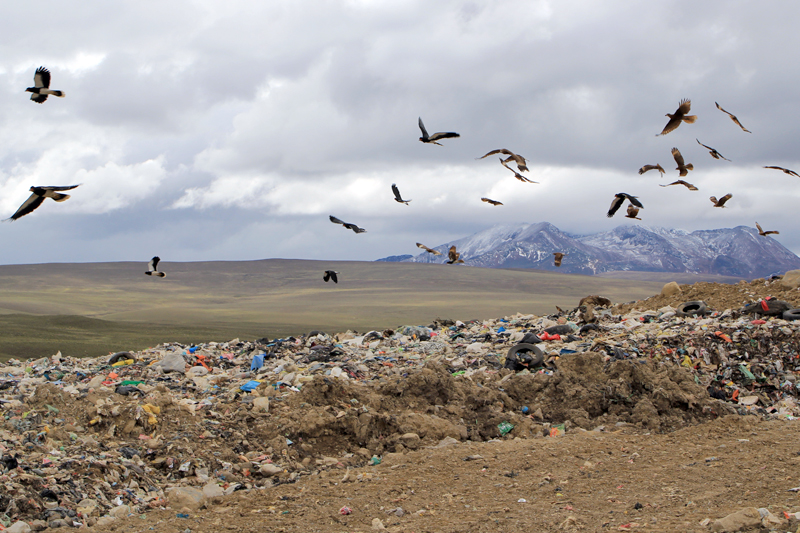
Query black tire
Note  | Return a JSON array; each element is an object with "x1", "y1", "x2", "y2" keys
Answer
[
  {"x1": 676, "y1": 301, "x2": 708, "y2": 317},
  {"x1": 506, "y1": 343, "x2": 544, "y2": 367},
  {"x1": 544, "y1": 325, "x2": 572, "y2": 335},
  {"x1": 783, "y1": 309, "x2": 800, "y2": 321},
  {"x1": 108, "y1": 351, "x2": 135, "y2": 365}
]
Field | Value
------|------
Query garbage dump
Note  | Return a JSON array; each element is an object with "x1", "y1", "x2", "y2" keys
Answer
[{"x1": 0, "y1": 275, "x2": 799, "y2": 528}]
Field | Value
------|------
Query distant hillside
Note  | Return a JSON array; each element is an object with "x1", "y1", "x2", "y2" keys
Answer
[{"x1": 378, "y1": 222, "x2": 800, "y2": 279}]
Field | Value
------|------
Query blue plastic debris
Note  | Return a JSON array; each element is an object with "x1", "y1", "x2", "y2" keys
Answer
[
  {"x1": 240, "y1": 380, "x2": 261, "y2": 392},
  {"x1": 250, "y1": 353, "x2": 265, "y2": 372}
]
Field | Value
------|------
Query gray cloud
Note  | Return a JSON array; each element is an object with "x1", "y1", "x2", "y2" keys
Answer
[{"x1": 0, "y1": 0, "x2": 798, "y2": 266}]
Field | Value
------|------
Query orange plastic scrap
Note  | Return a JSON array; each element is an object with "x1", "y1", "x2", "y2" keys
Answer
[
  {"x1": 195, "y1": 354, "x2": 210, "y2": 371},
  {"x1": 714, "y1": 331, "x2": 732, "y2": 343},
  {"x1": 731, "y1": 389, "x2": 740, "y2": 401},
  {"x1": 751, "y1": 319, "x2": 766, "y2": 325}
]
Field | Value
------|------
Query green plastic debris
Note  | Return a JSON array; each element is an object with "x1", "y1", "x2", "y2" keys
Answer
[
  {"x1": 498, "y1": 421, "x2": 514, "y2": 436},
  {"x1": 121, "y1": 380, "x2": 144, "y2": 386},
  {"x1": 370, "y1": 455, "x2": 382, "y2": 465},
  {"x1": 46, "y1": 405, "x2": 59, "y2": 413},
  {"x1": 739, "y1": 364, "x2": 756, "y2": 380},
  {"x1": 451, "y1": 370, "x2": 466, "y2": 376}
]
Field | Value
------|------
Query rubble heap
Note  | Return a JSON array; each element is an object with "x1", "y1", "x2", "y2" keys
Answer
[{"x1": 1, "y1": 282, "x2": 800, "y2": 528}]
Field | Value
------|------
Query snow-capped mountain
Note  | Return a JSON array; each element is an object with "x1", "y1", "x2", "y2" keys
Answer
[{"x1": 378, "y1": 222, "x2": 800, "y2": 278}]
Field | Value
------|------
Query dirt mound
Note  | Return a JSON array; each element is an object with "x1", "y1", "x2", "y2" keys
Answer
[{"x1": 615, "y1": 277, "x2": 800, "y2": 313}]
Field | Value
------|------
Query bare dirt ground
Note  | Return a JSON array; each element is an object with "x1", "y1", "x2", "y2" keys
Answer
[{"x1": 91, "y1": 416, "x2": 800, "y2": 533}]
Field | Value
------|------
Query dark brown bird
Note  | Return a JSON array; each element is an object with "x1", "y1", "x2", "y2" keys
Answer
[
  {"x1": 418, "y1": 117, "x2": 459, "y2": 145},
  {"x1": 638, "y1": 164, "x2": 665, "y2": 176},
  {"x1": 446, "y1": 245, "x2": 465, "y2": 264},
  {"x1": 391, "y1": 183, "x2": 411, "y2": 204},
  {"x1": 755, "y1": 222, "x2": 779, "y2": 236},
  {"x1": 500, "y1": 159, "x2": 538, "y2": 183},
  {"x1": 145, "y1": 256, "x2": 166, "y2": 277},
  {"x1": 329, "y1": 215, "x2": 366, "y2": 233},
  {"x1": 416, "y1": 242, "x2": 442, "y2": 255},
  {"x1": 671, "y1": 147, "x2": 694, "y2": 177},
  {"x1": 553, "y1": 252, "x2": 565, "y2": 267},
  {"x1": 6, "y1": 184, "x2": 80, "y2": 221},
  {"x1": 659, "y1": 180, "x2": 698, "y2": 191},
  {"x1": 607, "y1": 193, "x2": 643, "y2": 218},
  {"x1": 657, "y1": 99, "x2": 697, "y2": 136},
  {"x1": 715, "y1": 102, "x2": 751, "y2": 133},
  {"x1": 764, "y1": 166, "x2": 800, "y2": 178},
  {"x1": 323, "y1": 270, "x2": 339, "y2": 283},
  {"x1": 696, "y1": 139, "x2": 730, "y2": 161},
  {"x1": 478, "y1": 149, "x2": 529, "y2": 172},
  {"x1": 710, "y1": 194, "x2": 732, "y2": 208},
  {"x1": 481, "y1": 197, "x2": 503, "y2": 206},
  {"x1": 625, "y1": 204, "x2": 641, "y2": 220}
]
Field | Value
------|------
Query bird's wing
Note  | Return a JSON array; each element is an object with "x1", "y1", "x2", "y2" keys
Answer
[
  {"x1": 477, "y1": 149, "x2": 507, "y2": 159},
  {"x1": 149, "y1": 257, "x2": 160, "y2": 271},
  {"x1": 418, "y1": 117, "x2": 429, "y2": 138},
  {"x1": 677, "y1": 180, "x2": 698, "y2": 190},
  {"x1": 756, "y1": 222, "x2": 764, "y2": 234},
  {"x1": 428, "y1": 131, "x2": 460, "y2": 141},
  {"x1": 8, "y1": 193, "x2": 45, "y2": 221},
  {"x1": 30, "y1": 93, "x2": 48, "y2": 103},
  {"x1": 676, "y1": 99, "x2": 691, "y2": 115},
  {"x1": 623, "y1": 194, "x2": 643, "y2": 208},
  {"x1": 763, "y1": 166, "x2": 783, "y2": 171},
  {"x1": 671, "y1": 147, "x2": 685, "y2": 167},
  {"x1": 709, "y1": 196, "x2": 718, "y2": 205},
  {"x1": 330, "y1": 272, "x2": 338, "y2": 283},
  {"x1": 696, "y1": 139, "x2": 713, "y2": 151},
  {"x1": 659, "y1": 116, "x2": 682, "y2": 136},
  {"x1": 789, "y1": 169, "x2": 800, "y2": 177},
  {"x1": 719, "y1": 193, "x2": 732, "y2": 205},
  {"x1": 352, "y1": 225, "x2": 366, "y2": 233},
  {"x1": 41, "y1": 184, "x2": 80, "y2": 192},
  {"x1": 391, "y1": 183, "x2": 402, "y2": 201},
  {"x1": 607, "y1": 195, "x2": 624, "y2": 217},
  {"x1": 732, "y1": 117, "x2": 751, "y2": 133},
  {"x1": 34, "y1": 67, "x2": 51, "y2": 88},
  {"x1": 329, "y1": 215, "x2": 345, "y2": 225},
  {"x1": 715, "y1": 102, "x2": 731, "y2": 116}
]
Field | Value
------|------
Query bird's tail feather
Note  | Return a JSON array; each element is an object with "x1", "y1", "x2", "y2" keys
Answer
[
  {"x1": 682, "y1": 115, "x2": 697, "y2": 123},
  {"x1": 51, "y1": 193, "x2": 70, "y2": 202}
]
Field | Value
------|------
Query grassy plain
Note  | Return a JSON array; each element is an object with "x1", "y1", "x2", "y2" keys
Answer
[{"x1": 0, "y1": 259, "x2": 669, "y2": 359}]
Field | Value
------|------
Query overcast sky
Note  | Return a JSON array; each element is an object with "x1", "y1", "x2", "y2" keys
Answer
[{"x1": 1, "y1": 0, "x2": 799, "y2": 265}]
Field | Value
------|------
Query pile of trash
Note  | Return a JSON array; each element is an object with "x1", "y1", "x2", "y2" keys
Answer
[{"x1": 2, "y1": 279, "x2": 800, "y2": 529}]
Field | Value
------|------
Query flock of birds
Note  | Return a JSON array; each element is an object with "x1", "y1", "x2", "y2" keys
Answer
[{"x1": 8, "y1": 67, "x2": 796, "y2": 280}]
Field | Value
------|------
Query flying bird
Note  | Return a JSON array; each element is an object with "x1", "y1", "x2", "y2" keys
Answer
[
  {"x1": 391, "y1": 183, "x2": 411, "y2": 205},
  {"x1": 764, "y1": 166, "x2": 800, "y2": 178},
  {"x1": 446, "y1": 245, "x2": 465, "y2": 264},
  {"x1": 696, "y1": 139, "x2": 730, "y2": 161},
  {"x1": 418, "y1": 117, "x2": 460, "y2": 145},
  {"x1": 329, "y1": 215, "x2": 366, "y2": 233},
  {"x1": 26, "y1": 67, "x2": 65, "y2": 103},
  {"x1": 145, "y1": 257, "x2": 165, "y2": 277},
  {"x1": 657, "y1": 99, "x2": 696, "y2": 136},
  {"x1": 323, "y1": 270, "x2": 339, "y2": 283},
  {"x1": 553, "y1": 252, "x2": 565, "y2": 267},
  {"x1": 416, "y1": 243, "x2": 442, "y2": 255},
  {"x1": 709, "y1": 194, "x2": 732, "y2": 208},
  {"x1": 715, "y1": 102, "x2": 751, "y2": 133},
  {"x1": 625, "y1": 204, "x2": 642, "y2": 220},
  {"x1": 671, "y1": 147, "x2": 694, "y2": 177},
  {"x1": 755, "y1": 222, "x2": 779, "y2": 236},
  {"x1": 6, "y1": 185, "x2": 80, "y2": 221},
  {"x1": 500, "y1": 159, "x2": 538, "y2": 183},
  {"x1": 638, "y1": 164, "x2": 665, "y2": 176},
  {"x1": 607, "y1": 193, "x2": 643, "y2": 218},
  {"x1": 660, "y1": 180, "x2": 698, "y2": 191},
  {"x1": 481, "y1": 197, "x2": 503, "y2": 206},
  {"x1": 477, "y1": 149, "x2": 529, "y2": 172}
]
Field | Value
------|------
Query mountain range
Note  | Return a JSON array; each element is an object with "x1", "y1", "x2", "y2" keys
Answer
[{"x1": 378, "y1": 222, "x2": 800, "y2": 278}]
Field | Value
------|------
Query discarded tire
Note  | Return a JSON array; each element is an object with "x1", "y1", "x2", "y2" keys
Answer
[
  {"x1": 676, "y1": 301, "x2": 708, "y2": 317},
  {"x1": 108, "y1": 351, "x2": 135, "y2": 365},
  {"x1": 506, "y1": 343, "x2": 544, "y2": 367},
  {"x1": 783, "y1": 309, "x2": 800, "y2": 321}
]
